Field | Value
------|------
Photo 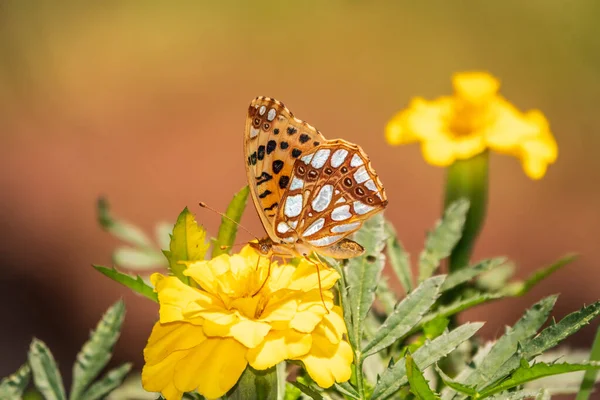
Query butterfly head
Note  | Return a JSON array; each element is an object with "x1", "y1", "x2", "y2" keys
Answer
[{"x1": 249, "y1": 238, "x2": 273, "y2": 257}]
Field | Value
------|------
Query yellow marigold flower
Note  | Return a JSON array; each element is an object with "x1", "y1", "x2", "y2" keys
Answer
[
  {"x1": 385, "y1": 71, "x2": 558, "y2": 179},
  {"x1": 141, "y1": 245, "x2": 352, "y2": 400}
]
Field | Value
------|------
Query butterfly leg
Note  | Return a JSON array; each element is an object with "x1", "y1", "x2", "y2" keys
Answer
[
  {"x1": 252, "y1": 255, "x2": 273, "y2": 296},
  {"x1": 303, "y1": 254, "x2": 330, "y2": 314}
]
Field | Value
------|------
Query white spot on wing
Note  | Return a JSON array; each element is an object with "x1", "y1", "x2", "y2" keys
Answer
[
  {"x1": 302, "y1": 218, "x2": 325, "y2": 237},
  {"x1": 312, "y1": 185, "x2": 333, "y2": 212},
  {"x1": 311, "y1": 149, "x2": 331, "y2": 168},
  {"x1": 250, "y1": 127, "x2": 260, "y2": 138},
  {"x1": 285, "y1": 194, "x2": 303, "y2": 217},
  {"x1": 267, "y1": 108, "x2": 276, "y2": 121},
  {"x1": 301, "y1": 154, "x2": 314, "y2": 165},
  {"x1": 290, "y1": 176, "x2": 304, "y2": 191},
  {"x1": 353, "y1": 166, "x2": 369, "y2": 184},
  {"x1": 331, "y1": 221, "x2": 361, "y2": 233},
  {"x1": 259, "y1": 105, "x2": 266, "y2": 115},
  {"x1": 351, "y1": 154, "x2": 364, "y2": 167},
  {"x1": 331, "y1": 149, "x2": 349, "y2": 168},
  {"x1": 335, "y1": 197, "x2": 346, "y2": 204},
  {"x1": 277, "y1": 222, "x2": 290, "y2": 234},
  {"x1": 365, "y1": 179, "x2": 377, "y2": 191},
  {"x1": 331, "y1": 205, "x2": 352, "y2": 221},
  {"x1": 308, "y1": 235, "x2": 342, "y2": 247},
  {"x1": 353, "y1": 201, "x2": 375, "y2": 215}
]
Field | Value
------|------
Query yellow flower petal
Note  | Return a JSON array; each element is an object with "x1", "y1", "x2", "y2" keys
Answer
[
  {"x1": 452, "y1": 72, "x2": 500, "y2": 104},
  {"x1": 287, "y1": 261, "x2": 340, "y2": 291},
  {"x1": 142, "y1": 322, "x2": 208, "y2": 400},
  {"x1": 453, "y1": 135, "x2": 487, "y2": 160},
  {"x1": 290, "y1": 291, "x2": 334, "y2": 333},
  {"x1": 385, "y1": 110, "x2": 418, "y2": 145},
  {"x1": 405, "y1": 97, "x2": 452, "y2": 141},
  {"x1": 421, "y1": 139, "x2": 456, "y2": 166},
  {"x1": 173, "y1": 337, "x2": 248, "y2": 399},
  {"x1": 203, "y1": 316, "x2": 272, "y2": 349},
  {"x1": 152, "y1": 274, "x2": 222, "y2": 324},
  {"x1": 295, "y1": 333, "x2": 353, "y2": 388},
  {"x1": 247, "y1": 329, "x2": 313, "y2": 370}
]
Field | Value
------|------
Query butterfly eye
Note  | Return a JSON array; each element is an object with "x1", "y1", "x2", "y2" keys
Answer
[
  {"x1": 263, "y1": 123, "x2": 271, "y2": 130},
  {"x1": 343, "y1": 177, "x2": 353, "y2": 187}
]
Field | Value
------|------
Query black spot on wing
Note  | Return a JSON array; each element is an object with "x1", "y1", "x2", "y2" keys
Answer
[
  {"x1": 287, "y1": 127, "x2": 297, "y2": 135},
  {"x1": 280, "y1": 141, "x2": 289, "y2": 150},
  {"x1": 257, "y1": 145, "x2": 265, "y2": 160},
  {"x1": 291, "y1": 149, "x2": 302, "y2": 158},
  {"x1": 279, "y1": 175, "x2": 290, "y2": 189},
  {"x1": 272, "y1": 160, "x2": 284, "y2": 174},
  {"x1": 256, "y1": 172, "x2": 273, "y2": 185},
  {"x1": 299, "y1": 134, "x2": 310, "y2": 143},
  {"x1": 259, "y1": 190, "x2": 272, "y2": 199},
  {"x1": 263, "y1": 202, "x2": 278, "y2": 211},
  {"x1": 274, "y1": 128, "x2": 280, "y2": 135},
  {"x1": 266, "y1": 140, "x2": 277, "y2": 155}
]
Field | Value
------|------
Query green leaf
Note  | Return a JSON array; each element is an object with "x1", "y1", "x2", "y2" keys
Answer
[
  {"x1": 418, "y1": 199, "x2": 469, "y2": 282},
  {"x1": 70, "y1": 300, "x2": 126, "y2": 400},
  {"x1": 163, "y1": 207, "x2": 210, "y2": 284},
  {"x1": 81, "y1": 363, "x2": 132, "y2": 400},
  {"x1": 435, "y1": 365, "x2": 477, "y2": 396},
  {"x1": 462, "y1": 295, "x2": 557, "y2": 389},
  {"x1": 334, "y1": 381, "x2": 360, "y2": 399},
  {"x1": 155, "y1": 222, "x2": 173, "y2": 251},
  {"x1": 113, "y1": 247, "x2": 166, "y2": 270},
  {"x1": 290, "y1": 381, "x2": 323, "y2": 400},
  {"x1": 93, "y1": 265, "x2": 158, "y2": 302},
  {"x1": 576, "y1": 324, "x2": 600, "y2": 400},
  {"x1": 97, "y1": 197, "x2": 154, "y2": 249},
  {"x1": 28, "y1": 338, "x2": 66, "y2": 400},
  {"x1": 227, "y1": 365, "x2": 278, "y2": 400},
  {"x1": 480, "y1": 361, "x2": 600, "y2": 398},
  {"x1": 375, "y1": 276, "x2": 398, "y2": 316},
  {"x1": 385, "y1": 221, "x2": 413, "y2": 294},
  {"x1": 0, "y1": 363, "x2": 31, "y2": 399},
  {"x1": 363, "y1": 276, "x2": 445, "y2": 357},
  {"x1": 487, "y1": 301, "x2": 600, "y2": 387},
  {"x1": 406, "y1": 354, "x2": 440, "y2": 399},
  {"x1": 371, "y1": 322, "x2": 483, "y2": 400},
  {"x1": 507, "y1": 254, "x2": 578, "y2": 297},
  {"x1": 441, "y1": 258, "x2": 505, "y2": 292},
  {"x1": 346, "y1": 214, "x2": 386, "y2": 352},
  {"x1": 211, "y1": 185, "x2": 250, "y2": 257},
  {"x1": 476, "y1": 262, "x2": 515, "y2": 292}
]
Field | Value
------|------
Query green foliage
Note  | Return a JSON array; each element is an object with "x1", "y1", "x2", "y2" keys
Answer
[
  {"x1": 385, "y1": 221, "x2": 413, "y2": 294},
  {"x1": 502, "y1": 254, "x2": 578, "y2": 297},
  {"x1": 92, "y1": 265, "x2": 158, "y2": 302},
  {"x1": 0, "y1": 364, "x2": 31, "y2": 399},
  {"x1": 576, "y1": 325, "x2": 600, "y2": 400},
  {"x1": 227, "y1": 366, "x2": 278, "y2": 400},
  {"x1": 70, "y1": 300, "x2": 125, "y2": 400},
  {"x1": 211, "y1": 185, "x2": 250, "y2": 257},
  {"x1": 1, "y1": 301, "x2": 131, "y2": 400},
  {"x1": 97, "y1": 197, "x2": 168, "y2": 270},
  {"x1": 163, "y1": 207, "x2": 210, "y2": 284},
  {"x1": 406, "y1": 354, "x2": 440, "y2": 399},
  {"x1": 418, "y1": 199, "x2": 469, "y2": 282}
]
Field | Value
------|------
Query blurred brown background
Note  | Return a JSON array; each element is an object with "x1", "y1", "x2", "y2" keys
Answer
[{"x1": 1, "y1": 1, "x2": 599, "y2": 383}]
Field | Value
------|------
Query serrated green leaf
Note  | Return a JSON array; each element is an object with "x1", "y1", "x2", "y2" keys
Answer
[
  {"x1": 486, "y1": 388, "x2": 547, "y2": 400},
  {"x1": 93, "y1": 265, "x2": 158, "y2": 302},
  {"x1": 507, "y1": 254, "x2": 578, "y2": 297},
  {"x1": 346, "y1": 214, "x2": 386, "y2": 353},
  {"x1": 480, "y1": 361, "x2": 600, "y2": 398},
  {"x1": 441, "y1": 258, "x2": 505, "y2": 292},
  {"x1": 81, "y1": 363, "x2": 132, "y2": 400},
  {"x1": 371, "y1": 322, "x2": 483, "y2": 400},
  {"x1": 364, "y1": 276, "x2": 445, "y2": 357},
  {"x1": 28, "y1": 339, "x2": 66, "y2": 400},
  {"x1": 476, "y1": 262, "x2": 515, "y2": 292},
  {"x1": 435, "y1": 365, "x2": 477, "y2": 396},
  {"x1": 97, "y1": 197, "x2": 154, "y2": 249},
  {"x1": 113, "y1": 247, "x2": 166, "y2": 270},
  {"x1": 290, "y1": 381, "x2": 323, "y2": 400},
  {"x1": 163, "y1": 207, "x2": 210, "y2": 284},
  {"x1": 0, "y1": 363, "x2": 31, "y2": 399},
  {"x1": 408, "y1": 292, "x2": 503, "y2": 337},
  {"x1": 487, "y1": 301, "x2": 600, "y2": 388},
  {"x1": 418, "y1": 199, "x2": 469, "y2": 282},
  {"x1": 211, "y1": 185, "x2": 250, "y2": 258},
  {"x1": 406, "y1": 354, "x2": 440, "y2": 399},
  {"x1": 70, "y1": 300, "x2": 125, "y2": 400},
  {"x1": 334, "y1": 381, "x2": 360, "y2": 399},
  {"x1": 459, "y1": 296, "x2": 557, "y2": 391},
  {"x1": 385, "y1": 221, "x2": 413, "y2": 294},
  {"x1": 375, "y1": 276, "x2": 398, "y2": 316},
  {"x1": 228, "y1": 365, "x2": 278, "y2": 400}
]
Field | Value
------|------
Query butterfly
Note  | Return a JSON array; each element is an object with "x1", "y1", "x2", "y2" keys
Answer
[{"x1": 244, "y1": 96, "x2": 388, "y2": 266}]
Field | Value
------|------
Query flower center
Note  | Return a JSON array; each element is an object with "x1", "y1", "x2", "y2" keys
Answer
[{"x1": 448, "y1": 72, "x2": 500, "y2": 137}]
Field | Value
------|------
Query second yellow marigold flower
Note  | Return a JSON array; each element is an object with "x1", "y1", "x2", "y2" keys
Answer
[
  {"x1": 385, "y1": 71, "x2": 558, "y2": 179},
  {"x1": 141, "y1": 245, "x2": 352, "y2": 400}
]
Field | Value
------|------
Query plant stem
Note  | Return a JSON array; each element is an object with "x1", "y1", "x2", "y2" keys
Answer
[
  {"x1": 576, "y1": 325, "x2": 600, "y2": 400},
  {"x1": 444, "y1": 151, "x2": 489, "y2": 272}
]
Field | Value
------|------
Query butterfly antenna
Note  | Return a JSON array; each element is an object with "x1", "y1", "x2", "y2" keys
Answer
[{"x1": 198, "y1": 202, "x2": 260, "y2": 241}]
